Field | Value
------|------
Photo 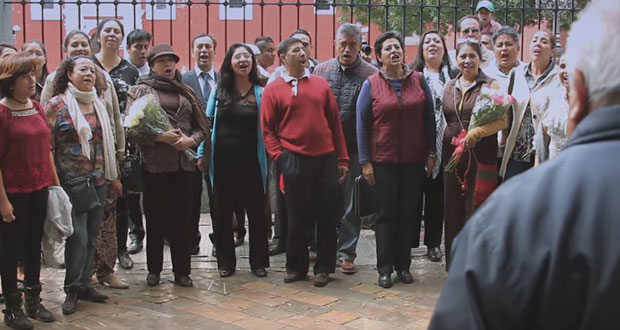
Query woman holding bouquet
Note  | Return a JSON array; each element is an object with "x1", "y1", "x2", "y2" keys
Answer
[
  {"x1": 199, "y1": 43, "x2": 269, "y2": 278},
  {"x1": 357, "y1": 31, "x2": 436, "y2": 288},
  {"x1": 410, "y1": 29, "x2": 456, "y2": 262},
  {"x1": 45, "y1": 56, "x2": 122, "y2": 315},
  {"x1": 126, "y1": 44, "x2": 210, "y2": 288},
  {"x1": 442, "y1": 41, "x2": 506, "y2": 270}
]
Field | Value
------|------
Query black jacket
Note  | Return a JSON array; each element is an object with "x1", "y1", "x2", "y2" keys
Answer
[
  {"x1": 313, "y1": 57, "x2": 378, "y2": 155},
  {"x1": 429, "y1": 104, "x2": 620, "y2": 330}
]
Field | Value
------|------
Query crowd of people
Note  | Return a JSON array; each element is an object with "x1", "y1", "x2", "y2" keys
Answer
[{"x1": 0, "y1": 0, "x2": 580, "y2": 328}]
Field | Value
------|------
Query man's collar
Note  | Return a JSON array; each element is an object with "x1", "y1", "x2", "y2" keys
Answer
[
  {"x1": 526, "y1": 60, "x2": 555, "y2": 79},
  {"x1": 494, "y1": 60, "x2": 522, "y2": 76},
  {"x1": 565, "y1": 104, "x2": 620, "y2": 150},
  {"x1": 280, "y1": 68, "x2": 310, "y2": 83},
  {"x1": 195, "y1": 65, "x2": 215, "y2": 79},
  {"x1": 379, "y1": 64, "x2": 413, "y2": 80},
  {"x1": 338, "y1": 56, "x2": 361, "y2": 71}
]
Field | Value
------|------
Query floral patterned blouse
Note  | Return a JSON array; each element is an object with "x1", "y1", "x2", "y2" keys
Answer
[
  {"x1": 93, "y1": 57, "x2": 139, "y2": 114},
  {"x1": 45, "y1": 96, "x2": 106, "y2": 187}
]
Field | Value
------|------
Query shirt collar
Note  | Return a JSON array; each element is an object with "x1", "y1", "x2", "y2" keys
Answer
[
  {"x1": 195, "y1": 65, "x2": 215, "y2": 80},
  {"x1": 525, "y1": 60, "x2": 555, "y2": 81},
  {"x1": 280, "y1": 68, "x2": 310, "y2": 83}
]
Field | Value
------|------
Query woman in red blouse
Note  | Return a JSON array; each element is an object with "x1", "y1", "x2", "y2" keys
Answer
[{"x1": 0, "y1": 52, "x2": 58, "y2": 329}]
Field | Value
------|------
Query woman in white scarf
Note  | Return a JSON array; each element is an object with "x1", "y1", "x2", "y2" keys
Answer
[{"x1": 44, "y1": 55, "x2": 121, "y2": 316}]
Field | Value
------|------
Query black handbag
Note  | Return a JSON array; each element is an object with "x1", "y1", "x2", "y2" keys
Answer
[
  {"x1": 121, "y1": 154, "x2": 145, "y2": 193},
  {"x1": 353, "y1": 175, "x2": 377, "y2": 218},
  {"x1": 63, "y1": 173, "x2": 101, "y2": 214}
]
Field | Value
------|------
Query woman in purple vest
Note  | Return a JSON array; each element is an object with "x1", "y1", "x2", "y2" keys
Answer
[{"x1": 356, "y1": 31, "x2": 436, "y2": 288}]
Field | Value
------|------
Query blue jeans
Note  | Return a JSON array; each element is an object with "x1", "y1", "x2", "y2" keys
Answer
[
  {"x1": 64, "y1": 183, "x2": 107, "y2": 292},
  {"x1": 337, "y1": 154, "x2": 362, "y2": 262}
]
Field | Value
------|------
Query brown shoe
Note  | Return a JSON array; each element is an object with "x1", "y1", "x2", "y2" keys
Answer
[{"x1": 339, "y1": 259, "x2": 356, "y2": 274}]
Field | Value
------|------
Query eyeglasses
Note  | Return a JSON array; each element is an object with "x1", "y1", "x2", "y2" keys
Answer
[{"x1": 462, "y1": 28, "x2": 480, "y2": 35}]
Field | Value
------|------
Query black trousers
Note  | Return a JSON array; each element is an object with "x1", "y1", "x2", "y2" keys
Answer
[
  {"x1": 213, "y1": 156, "x2": 269, "y2": 271},
  {"x1": 127, "y1": 193, "x2": 145, "y2": 242},
  {"x1": 272, "y1": 161, "x2": 316, "y2": 248},
  {"x1": 143, "y1": 170, "x2": 194, "y2": 275},
  {"x1": 272, "y1": 162, "x2": 287, "y2": 244},
  {"x1": 373, "y1": 163, "x2": 425, "y2": 275},
  {"x1": 116, "y1": 193, "x2": 144, "y2": 252},
  {"x1": 1, "y1": 188, "x2": 48, "y2": 295},
  {"x1": 412, "y1": 170, "x2": 444, "y2": 248},
  {"x1": 190, "y1": 170, "x2": 202, "y2": 248},
  {"x1": 280, "y1": 151, "x2": 339, "y2": 275},
  {"x1": 504, "y1": 158, "x2": 534, "y2": 182}
]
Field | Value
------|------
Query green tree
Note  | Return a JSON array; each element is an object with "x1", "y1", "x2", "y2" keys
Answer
[{"x1": 337, "y1": 0, "x2": 589, "y2": 37}]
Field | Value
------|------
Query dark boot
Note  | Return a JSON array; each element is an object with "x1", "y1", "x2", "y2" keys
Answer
[
  {"x1": 24, "y1": 285, "x2": 55, "y2": 322},
  {"x1": 3, "y1": 292, "x2": 34, "y2": 330}
]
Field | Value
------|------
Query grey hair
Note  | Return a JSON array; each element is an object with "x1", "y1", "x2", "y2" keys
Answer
[
  {"x1": 492, "y1": 26, "x2": 520, "y2": 49},
  {"x1": 335, "y1": 23, "x2": 362, "y2": 42},
  {"x1": 565, "y1": 0, "x2": 620, "y2": 100}
]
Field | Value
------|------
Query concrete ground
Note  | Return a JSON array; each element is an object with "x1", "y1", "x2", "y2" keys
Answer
[{"x1": 12, "y1": 214, "x2": 447, "y2": 330}]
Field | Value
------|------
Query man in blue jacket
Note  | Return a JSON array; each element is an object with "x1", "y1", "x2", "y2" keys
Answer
[{"x1": 429, "y1": 1, "x2": 620, "y2": 329}]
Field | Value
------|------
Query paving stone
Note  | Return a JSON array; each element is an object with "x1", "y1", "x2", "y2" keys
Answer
[
  {"x1": 315, "y1": 310, "x2": 360, "y2": 324},
  {"x1": 289, "y1": 291, "x2": 339, "y2": 307},
  {"x1": 407, "y1": 319, "x2": 431, "y2": 330},
  {"x1": 348, "y1": 283, "x2": 385, "y2": 295},
  {"x1": 230, "y1": 288, "x2": 289, "y2": 307},
  {"x1": 242, "y1": 304, "x2": 295, "y2": 321},
  {"x1": 279, "y1": 315, "x2": 352, "y2": 330},
  {"x1": 345, "y1": 317, "x2": 394, "y2": 330},
  {"x1": 265, "y1": 285, "x2": 302, "y2": 298},
  {"x1": 241, "y1": 280, "x2": 277, "y2": 291},
  {"x1": 233, "y1": 316, "x2": 288, "y2": 330},
  {"x1": 186, "y1": 303, "x2": 249, "y2": 323},
  {"x1": 33, "y1": 222, "x2": 445, "y2": 329},
  {"x1": 218, "y1": 297, "x2": 259, "y2": 311}
]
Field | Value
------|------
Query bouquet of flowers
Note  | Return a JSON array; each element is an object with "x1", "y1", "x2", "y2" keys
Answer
[
  {"x1": 445, "y1": 86, "x2": 514, "y2": 174},
  {"x1": 123, "y1": 94, "x2": 196, "y2": 160}
]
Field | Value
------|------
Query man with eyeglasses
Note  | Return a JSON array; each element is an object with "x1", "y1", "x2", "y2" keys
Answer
[
  {"x1": 261, "y1": 37, "x2": 349, "y2": 288},
  {"x1": 448, "y1": 15, "x2": 495, "y2": 69}
]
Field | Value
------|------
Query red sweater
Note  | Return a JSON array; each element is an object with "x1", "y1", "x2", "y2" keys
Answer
[
  {"x1": 0, "y1": 101, "x2": 54, "y2": 194},
  {"x1": 261, "y1": 74, "x2": 349, "y2": 167}
]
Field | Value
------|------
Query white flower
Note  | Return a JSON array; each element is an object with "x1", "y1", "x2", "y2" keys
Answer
[{"x1": 129, "y1": 117, "x2": 140, "y2": 127}]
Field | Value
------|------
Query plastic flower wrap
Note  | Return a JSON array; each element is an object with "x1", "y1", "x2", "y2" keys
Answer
[
  {"x1": 124, "y1": 94, "x2": 196, "y2": 160},
  {"x1": 444, "y1": 84, "x2": 514, "y2": 191},
  {"x1": 469, "y1": 86, "x2": 514, "y2": 129}
]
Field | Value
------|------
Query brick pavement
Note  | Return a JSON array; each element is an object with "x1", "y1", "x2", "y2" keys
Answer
[{"x1": 7, "y1": 215, "x2": 447, "y2": 330}]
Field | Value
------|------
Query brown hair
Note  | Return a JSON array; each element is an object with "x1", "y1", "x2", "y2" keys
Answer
[
  {"x1": 0, "y1": 52, "x2": 36, "y2": 98},
  {"x1": 536, "y1": 29, "x2": 556, "y2": 49}
]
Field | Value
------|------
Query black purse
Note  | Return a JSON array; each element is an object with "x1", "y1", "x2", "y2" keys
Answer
[
  {"x1": 120, "y1": 154, "x2": 145, "y2": 193},
  {"x1": 63, "y1": 173, "x2": 101, "y2": 214},
  {"x1": 353, "y1": 175, "x2": 377, "y2": 218}
]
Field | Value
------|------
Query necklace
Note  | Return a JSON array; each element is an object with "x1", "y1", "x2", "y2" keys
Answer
[
  {"x1": 9, "y1": 97, "x2": 29, "y2": 109},
  {"x1": 460, "y1": 77, "x2": 475, "y2": 88},
  {"x1": 239, "y1": 88, "x2": 253, "y2": 100}
]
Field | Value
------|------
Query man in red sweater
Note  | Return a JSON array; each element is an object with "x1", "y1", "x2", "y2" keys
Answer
[{"x1": 261, "y1": 38, "x2": 349, "y2": 287}]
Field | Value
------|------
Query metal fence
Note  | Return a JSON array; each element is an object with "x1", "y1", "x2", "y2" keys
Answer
[{"x1": 2, "y1": 0, "x2": 588, "y2": 67}]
